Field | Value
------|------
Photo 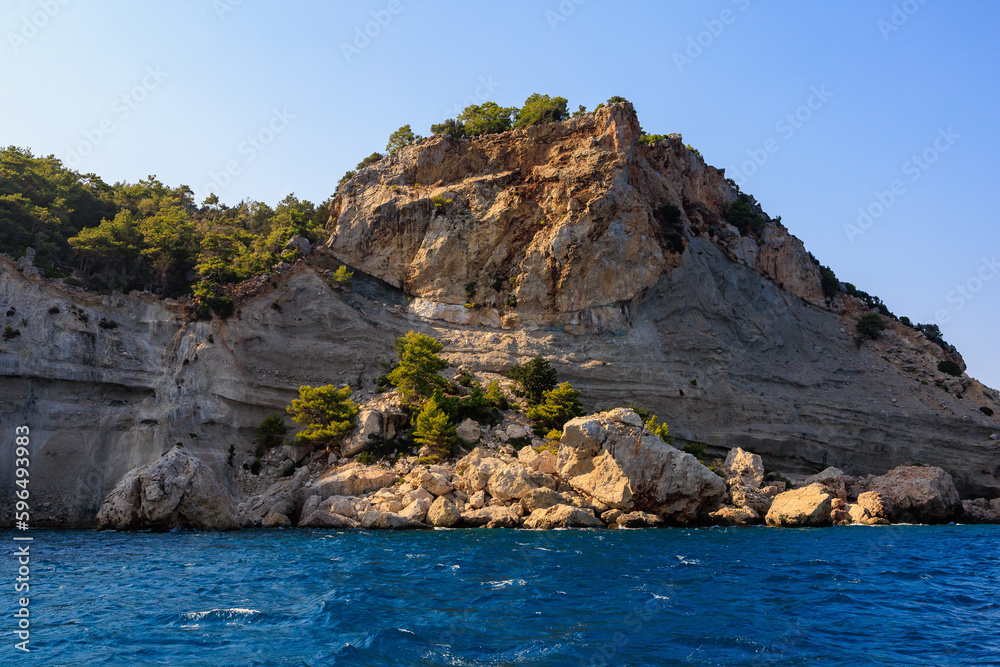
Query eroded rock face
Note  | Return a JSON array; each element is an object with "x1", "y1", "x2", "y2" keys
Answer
[
  {"x1": 558, "y1": 409, "x2": 726, "y2": 524},
  {"x1": 96, "y1": 448, "x2": 238, "y2": 531},
  {"x1": 867, "y1": 466, "x2": 963, "y2": 524},
  {"x1": 723, "y1": 448, "x2": 764, "y2": 490},
  {"x1": 765, "y1": 484, "x2": 833, "y2": 528}
]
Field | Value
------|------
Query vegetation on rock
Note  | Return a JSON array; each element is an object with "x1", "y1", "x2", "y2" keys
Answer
[{"x1": 287, "y1": 385, "x2": 359, "y2": 448}]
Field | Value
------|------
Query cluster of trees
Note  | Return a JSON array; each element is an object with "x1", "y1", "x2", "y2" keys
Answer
[{"x1": 1, "y1": 146, "x2": 331, "y2": 313}]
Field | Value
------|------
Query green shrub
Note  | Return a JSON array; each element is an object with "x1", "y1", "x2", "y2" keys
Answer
[
  {"x1": 5, "y1": 307, "x2": 14, "y2": 317},
  {"x1": 606, "y1": 95, "x2": 628, "y2": 105},
  {"x1": 485, "y1": 380, "x2": 510, "y2": 411},
  {"x1": 192, "y1": 281, "x2": 234, "y2": 320},
  {"x1": 388, "y1": 331, "x2": 450, "y2": 402},
  {"x1": 980, "y1": 406, "x2": 995, "y2": 417},
  {"x1": 250, "y1": 457, "x2": 262, "y2": 475},
  {"x1": 857, "y1": 313, "x2": 886, "y2": 341},
  {"x1": 2, "y1": 326, "x2": 20, "y2": 340},
  {"x1": 332, "y1": 265, "x2": 353, "y2": 283},
  {"x1": 819, "y1": 265, "x2": 840, "y2": 298},
  {"x1": 430, "y1": 118, "x2": 465, "y2": 138},
  {"x1": 514, "y1": 94, "x2": 569, "y2": 128},
  {"x1": 644, "y1": 415, "x2": 671, "y2": 441},
  {"x1": 638, "y1": 132, "x2": 669, "y2": 145},
  {"x1": 682, "y1": 442, "x2": 707, "y2": 459},
  {"x1": 685, "y1": 144, "x2": 702, "y2": 160},
  {"x1": 507, "y1": 355, "x2": 558, "y2": 405},
  {"x1": 98, "y1": 317, "x2": 118, "y2": 329},
  {"x1": 254, "y1": 414, "x2": 287, "y2": 456},
  {"x1": 937, "y1": 360, "x2": 962, "y2": 377},
  {"x1": 430, "y1": 194, "x2": 453, "y2": 211},
  {"x1": 458, "y1": 101, "x2": 518, "y2": 136},
  {"x1": 63, "y1": 277, "x2": 84, "y2": 287},
  {"x1": 508, "y1": 436, "x2": 531, "y2": 451},
  {"x1": 286, "y1": 385, "x2": 358, "y2": 448},
  {"x1": 48, "y1": 305, "x2": 60, "y2": 314},
  {"x1": 724, "y1": 192, "x2": 768, "y2": 236},
  {"x1": 527, "y1": 382, "x2": 585, "y2": 431}
]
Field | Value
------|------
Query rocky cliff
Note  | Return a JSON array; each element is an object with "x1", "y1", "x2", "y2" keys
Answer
[{"x1": 2, "y1": 104, "x2": 998, "y2": 527}]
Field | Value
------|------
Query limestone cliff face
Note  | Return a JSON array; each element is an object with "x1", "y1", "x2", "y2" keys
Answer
[
  {"x1": 2, "y1": 105, "x2": 999, "y2": 527},
  {"x1": 327, "y1": 103, "x2": 829, "y2": 332}
]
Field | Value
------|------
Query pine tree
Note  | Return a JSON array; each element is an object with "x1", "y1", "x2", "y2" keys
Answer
[{"x1": 413, "y1": 394, "x2": 457, "y2": 461}]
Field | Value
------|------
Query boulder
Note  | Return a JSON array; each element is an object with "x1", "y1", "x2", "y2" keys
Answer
[
  {"x1": 558, "y1": 410, "x2": 726, "y2": 524},
  {"x1": 855, "y1": 491, "x2": 890, "y2": 524},
  {"x1": 729, "y1": 485, "x2": 772, "y2": 516},
  {"x1": 459, "y1": 455, "x2": 505, "y2": 492},
  {"x1": 342, "y1": 405, "x2": 408, "y2": 457},
  {"x1": 311, "y1": 464, "x2": 397, "y2": 499},
  {"x1": 426, "y1": 497, "x2": 461, "y2": 527},
  {"x1": 262, "y1": 512, "x2": 291, "y2": 527},
  {"x1": 320, "y1": 495, "x2": 358, "y2": 519},
  {"x1": 408, "y1": 468, "x2": 453, "y2": 496},
  {"x1": 284, "y1": 236, "x2": 311, "y2": 254},
  {"x1": 868, "y1": 466, "x2": 962, "y2": 524},
  {"x1": 961, "y1": 499, "x2": 1000, "y2": 524},
  {"x1": 461, "y1": 506, "x2": 520, "y2": 528},
  {"x1": 709, "y1": 505, "x2": 760, "y2": 527},
  {"x1": 506, "y1": 424, "x2": 530, "y2": 439},
  {"x1": 97, "y1": 448, "x2": 238, "y2": 531},
  {"x1": 400, "y1": 497, "x2": 432, "y2": 523},
  {"x1": 723, "y1": 447, "x2": 764, "y2": 490},
  {"x1": 616, "y1": 511, "x2": 663, "y2": 528},
  {"x1": 765, "y1": 484, "x2": 833, "y2": 528},
  {"x1": 359, "y1": 510, "x2": 428, "y2": 529},
  {"x1": 601, "y1": 509, "x2": 623, "y2": 525},
  {"x1": 455, "y1": 418, "x2": 482, "y2": 445},
  {"x1": 487, "y1": 463, "x2": 554, "y2": 501},
  {"x1": 804, "y1": 467, "x2": 847, "y2": 501},
  {"x1": 299, "y1": 510, "x2": 359, "y2": 529},
  {"x1": 523, "y1": 504, "x2": 604, "y2": 529},
  {"x1": 283, "y1": 441, "x2": 314, "y2": 464},
  {"x1": 468, "y1": 490, "x2": 486, "y2": 509},
  {"x1": 520, "y1": 487, "x2": 571, "y2": 513},
  {"x1": 830, "y1": 508, "x2": 852, "y2": 525}
]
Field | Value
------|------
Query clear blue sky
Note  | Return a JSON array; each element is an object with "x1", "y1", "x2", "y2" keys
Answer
[{"x1": 3, "y1": 0, "x2": 998, "y2": 387}]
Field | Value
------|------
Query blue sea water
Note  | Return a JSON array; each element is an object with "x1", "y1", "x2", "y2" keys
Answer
[{"x1": 1, "y1": 526, "x2": 998, "y2": 666}]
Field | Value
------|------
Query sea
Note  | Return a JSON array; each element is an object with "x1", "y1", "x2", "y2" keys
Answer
[{"x1": 2, "y1": 525, "x2": 998, "y2": 666}]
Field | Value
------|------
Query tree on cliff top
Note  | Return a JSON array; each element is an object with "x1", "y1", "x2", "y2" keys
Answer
[
  {"x1": 287, "y1": 384, "x2": 359, "y2": 448},
  {"x1": 514, "y1": 94, "x2": 569, "y2": 128}
]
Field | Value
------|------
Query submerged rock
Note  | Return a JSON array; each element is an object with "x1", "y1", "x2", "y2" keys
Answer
[{"x1": 97, "y1": 447, "x2": 238, "y2": 531}]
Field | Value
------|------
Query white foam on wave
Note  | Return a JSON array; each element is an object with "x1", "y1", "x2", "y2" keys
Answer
[{"x1": 182, "y1": 608, "x2": 261, "y2": 622}]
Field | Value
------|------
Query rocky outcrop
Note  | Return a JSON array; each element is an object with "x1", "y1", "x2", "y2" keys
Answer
[
  {"x1": 765, "y1": 484, "x2": 833, "y2": 528},
  {"x1": 867, "y1": 466, "x2": 963, "y2": 524},
  {"x1": 96, "y1": 448, "x2": 238, "y2": 531},
  {"x1": 523, "y1": 504, "x2": 603, "y2": 529},
  {"x1": 558, "y1": 409, "x2": 726, "y2": 524},
  {"x1": 310, "y1": 464, "x2": 397, "y2": 499}
]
